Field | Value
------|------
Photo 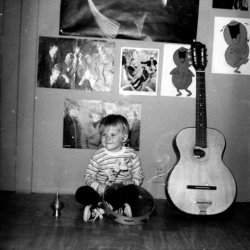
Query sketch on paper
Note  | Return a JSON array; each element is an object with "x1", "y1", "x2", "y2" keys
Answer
[
  {"x1": 161, "y1": 43, "x2": 196, "y2": 98},
  {"x1": 120, "y1": 47, "x2": 159, "y2": 96},
  {"x1": 63, "y1": 99, "x2": 142, "y2": 151},
  {"x1": 37, "y1": 36, "x2": 115, "y2": 91},
  {"x1": 212, "y1": 17, "x2": 250, "y2": 75}
]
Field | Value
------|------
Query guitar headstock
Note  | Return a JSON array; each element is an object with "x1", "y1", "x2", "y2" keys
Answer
[{"x1": 190, "y1": 41, "x2": 207, "y2": 71}]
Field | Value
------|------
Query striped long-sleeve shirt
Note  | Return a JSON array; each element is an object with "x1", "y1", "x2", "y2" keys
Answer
[{"x1": 84, "y1": 146, "x2": 144, "y2": 195}]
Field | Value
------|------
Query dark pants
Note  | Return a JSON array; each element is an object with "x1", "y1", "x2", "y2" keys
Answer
[{"x1": 75, "y1": 184, "x2": 139, "y2": 210}]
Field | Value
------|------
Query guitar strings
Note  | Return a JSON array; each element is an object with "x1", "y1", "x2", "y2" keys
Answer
[{"x1": 196, "y1": 71, "x2": 207, "y2": 204}]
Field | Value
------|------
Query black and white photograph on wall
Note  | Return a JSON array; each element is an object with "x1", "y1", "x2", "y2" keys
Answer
[
  {"x1": 212, "y1": 17, "x2": 250, "y2": 75},
  {"x1": 213, "y1": 0, "x2": 248, "y2": 11},
  {"x1": 161, "y1": 43, "x2": 196, "y2": 97},
  {"x1": 120, "y1": 47, "x2": 159, "y2": 96},
  {"x1": 37, "y1": 36, "x2": 115, "y2": 91},
  {"x1": 60, "y1": 0, "x2": 200, "y2": 44},
  {"x1": 63, "y1": 99, "x2": 141, "y2": 151}
]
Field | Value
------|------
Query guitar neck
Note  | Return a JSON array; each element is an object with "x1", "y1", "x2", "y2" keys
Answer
[{"x1": 196, "y1": 71, "x2": 207, "y2": 148}]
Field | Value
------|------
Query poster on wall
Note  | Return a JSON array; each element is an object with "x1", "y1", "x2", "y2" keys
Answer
[
  {"x1": 119, "y1": 47, "x2": 159, "y2": 96},
  {"x1": 63, "y1": 99, "x2": 141, "y2": 151},
  {"x1": 37, "y1": 36, "x2": 115, "y2": 91},
  {"x1": 212, "y1": 17, "x2": 250, "y2": 75},
  {"x1": 212, "y1": 0, "x2": 248, "y2": 11},
  {"x1": 161, "y1": 43, "x2": 196, "y2": 98},
  {"x1": 59, "y1": 0, "x2": 200, "y2": 44}
]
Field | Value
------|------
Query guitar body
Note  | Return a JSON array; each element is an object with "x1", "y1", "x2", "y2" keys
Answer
[{"x1": 166, "y1": 127, "x2": 237, "y2": 215}]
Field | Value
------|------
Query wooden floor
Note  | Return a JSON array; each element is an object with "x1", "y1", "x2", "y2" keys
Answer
[{"x1": 0, "y1": 192, "x2": 249, "y2": 250}]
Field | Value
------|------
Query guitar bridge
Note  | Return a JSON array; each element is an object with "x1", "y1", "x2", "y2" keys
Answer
[{"x1": 195, "y1": 200, "x2": 212, "y2": 215}]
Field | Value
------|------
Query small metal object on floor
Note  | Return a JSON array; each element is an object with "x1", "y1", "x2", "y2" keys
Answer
[{"x1": 51, "y1": 193, "x2": 64, "y2": 217}]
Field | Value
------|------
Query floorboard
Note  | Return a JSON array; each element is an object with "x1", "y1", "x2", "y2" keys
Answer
[{"x1": 0, "y1": 192, "x2": 249, "y2": 250}]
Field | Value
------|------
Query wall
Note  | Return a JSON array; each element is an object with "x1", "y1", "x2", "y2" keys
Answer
[
  {"x1": 0, "y1": 0, "x2": 22, "y2": 190},
  {"x1": 1, "y1": 0, "x2": 250, "y2": 201}
]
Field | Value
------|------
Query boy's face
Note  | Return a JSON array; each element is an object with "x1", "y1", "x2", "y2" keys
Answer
[
  {"x1": 50, "y1": 46, "x2": 58, "y2": 57},
  {"x1": 91, "y1": 113, "x2": 101, "y2": 123},
  {"x1": 126, "y1": 110, "x2": 135, "y2": 121},
  {"x1": 74, "y1": 47, "x2": 80, "y2": 54},
  {"x1": 69, "y1": 108, "x2": 78, "y2": 118},
  {"x1": 101, "y1": 126, "x2": 127, "y2": 152},
  {"x1": 51, "y1": 68, "x2": 60, "y2": 80},
  {"x1": 65, "y1": 54, "x2": 73, "y2": 65}
]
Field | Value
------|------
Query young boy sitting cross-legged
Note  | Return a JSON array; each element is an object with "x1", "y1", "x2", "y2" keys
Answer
[{"x1": 75, "y1": 114, "x2": 144, "y2": 222}]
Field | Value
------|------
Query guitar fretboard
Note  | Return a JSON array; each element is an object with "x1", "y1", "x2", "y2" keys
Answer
[{"x1": 196, "y1": 71, "x2": 207, "y2": 148}]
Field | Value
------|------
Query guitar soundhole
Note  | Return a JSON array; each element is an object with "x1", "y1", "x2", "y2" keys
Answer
[
  {"x1": 191, "y1": 145, "x2": 209, "y2": 162},
  {"x1": 193, "y1": 146, "x2": 205, "y2": 159}
]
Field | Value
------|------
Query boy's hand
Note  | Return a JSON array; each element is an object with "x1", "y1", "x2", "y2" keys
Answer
[
  {"x1": 97, "y1": 184, "x2": 106, "y2": 194},
  {"x1": 123, "y1": 179, "x2": 135, "y2": 186},
  {"x1": 61, "y1": 74, "x2": 69, "y2": 83}
]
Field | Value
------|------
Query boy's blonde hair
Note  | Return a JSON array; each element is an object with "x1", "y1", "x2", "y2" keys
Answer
[{"x1": 99, "y1": 114, "x2": 129, "y2": 135}]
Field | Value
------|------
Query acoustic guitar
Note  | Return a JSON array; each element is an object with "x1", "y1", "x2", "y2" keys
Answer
[{"x1": 166, "y1": 41, "x2": 237, "y2": 215}]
